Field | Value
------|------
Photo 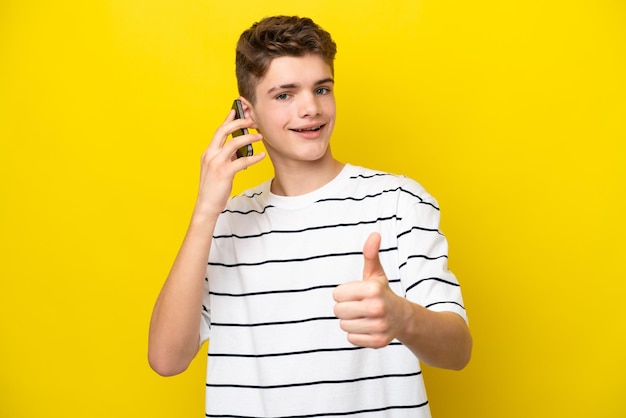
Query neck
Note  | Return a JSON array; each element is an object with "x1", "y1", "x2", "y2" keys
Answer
[{"x1": 270, "y1": 157, "x2": 345, "y2": 197}]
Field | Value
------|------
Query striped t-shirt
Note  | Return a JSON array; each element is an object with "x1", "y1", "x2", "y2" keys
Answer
[{"x1": 200, "y1": 164, "x2": 467, "y2": 418}]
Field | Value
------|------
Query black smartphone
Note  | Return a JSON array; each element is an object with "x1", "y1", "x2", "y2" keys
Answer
[{"x1": 231, "y1": 99, "x2": 254, "y2": 158}]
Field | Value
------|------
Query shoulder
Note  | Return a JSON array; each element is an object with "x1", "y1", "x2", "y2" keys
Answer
[
  {"x1": 224, "y1": 181, "x2": 271, "y2": 213},
  {"x1": 346, "y1": 165, "x2": 420, "y2": 188},
  {"x1": 346, "y1": 165, "x2": 437, "y2": 207}
]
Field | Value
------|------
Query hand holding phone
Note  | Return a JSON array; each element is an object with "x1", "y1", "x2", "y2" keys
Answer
[{"x1": 231, "y1": 99, "x2": 254, "y2": 158}]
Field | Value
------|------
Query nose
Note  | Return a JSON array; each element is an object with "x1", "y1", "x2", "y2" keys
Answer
[{"x1": 297, "y1": 92, "x2": 321, "y2": 118}]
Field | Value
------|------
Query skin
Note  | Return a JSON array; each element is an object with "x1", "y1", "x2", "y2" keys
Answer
[
  {"x1": 148, "y1": 54, "x2": 471, "y2": 376},
  {"x1": 240, "y1": 54, "x2": 344, "y2": 196}
]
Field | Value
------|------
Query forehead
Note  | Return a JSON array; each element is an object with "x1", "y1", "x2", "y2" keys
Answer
[{"x1": 257, "y1": 54, "x2": 333, "y2": 90}]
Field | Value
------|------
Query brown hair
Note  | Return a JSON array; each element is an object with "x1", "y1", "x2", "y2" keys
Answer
[{"x1": 235, "y1": 16, "x2": 337, "y2": 103}]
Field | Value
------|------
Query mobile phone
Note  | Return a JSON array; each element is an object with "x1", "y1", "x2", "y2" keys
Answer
[{"x1": 231, "y1": 99, "x2": 254, "y2": 158}]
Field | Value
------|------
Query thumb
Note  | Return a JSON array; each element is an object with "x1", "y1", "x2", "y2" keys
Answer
[{"x1": 362, "y1": 232, "x2": 385, "y2": 281}]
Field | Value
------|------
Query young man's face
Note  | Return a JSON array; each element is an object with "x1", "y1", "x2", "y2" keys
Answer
[{"x1": 247, "y1": 54, "x2": 336, "y2": 167}]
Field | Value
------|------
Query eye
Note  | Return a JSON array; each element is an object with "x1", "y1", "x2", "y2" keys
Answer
[
  {"x1": 316, "y1": 87, "x2": 330, "y2": 95},
  {"x1": 276, "y1": 93, "x2": 291, "y2": 101}
]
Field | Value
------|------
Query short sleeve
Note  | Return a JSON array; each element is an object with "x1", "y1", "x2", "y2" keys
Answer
[
  {"x1": 199, "y1": 276, "x2": 211, "y2": 344},
  {"x1": 395, "y1": 180, "x2": 468, "y2": 324}
]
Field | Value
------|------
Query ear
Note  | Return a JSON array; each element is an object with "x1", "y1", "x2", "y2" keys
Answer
[{"x1": 238, "y1": 96, "x2": 256, "y2": 124}]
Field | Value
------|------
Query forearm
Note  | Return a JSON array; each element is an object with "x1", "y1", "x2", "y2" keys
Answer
[
  {"x1": 148, "y1": 214, "x2": 216, "y2": 376},
  {"x1": 397, "y1": 300, "x2": 472, "y2": 370}
]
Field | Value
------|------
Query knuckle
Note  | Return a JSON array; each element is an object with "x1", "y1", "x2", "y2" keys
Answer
[
  {"x1": 201, "y1": 151, "x2": 212, "y2": 165},
  {"x1": 332, "y1": 285, "x2": 345, "y2": 302},
  {"x1": 372, "y1": 318, "x2": 390, "y2": 334},
  {"x1": 366, "y1": 299, "x2": 385, "y2": 317},
  {"x1": 371, "y1": 334, "x2": 389, "y2": 348},
  {"x1": 364, "y1": 280, "x2": 383, "y2": 296},
  {"x1": 338, "y1": 319, "x2": 349, "y2": 332},
  {"x1": 347, "y1": 333, "x2": 360, "y2": 346}
]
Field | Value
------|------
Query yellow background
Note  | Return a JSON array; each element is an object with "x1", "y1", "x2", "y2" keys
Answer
[{"x1": 1, "y1": 1, "x2": 625, "y2": 417}]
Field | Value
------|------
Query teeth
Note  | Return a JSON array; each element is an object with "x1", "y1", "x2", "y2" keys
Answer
[{"x1": 295, "y1": 126, "x2": 321, "y2": 132}]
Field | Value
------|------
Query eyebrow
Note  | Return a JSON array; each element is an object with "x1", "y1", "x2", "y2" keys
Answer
[{"x1": 266, "y1": 77, "x2": 335, "y2": 95}]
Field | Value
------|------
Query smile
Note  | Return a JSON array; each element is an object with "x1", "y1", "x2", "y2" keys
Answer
[{"x1": 291, "y1": 125, "x2": 324, "y2": 132}]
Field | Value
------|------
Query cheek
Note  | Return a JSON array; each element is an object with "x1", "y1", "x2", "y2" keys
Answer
[
  {"x1": 322, "y1": 100, "x2": 336, "y2": 120},
  {"x1": 255, "y1": 121, "x2": 280, "y2": 144},
  {"x1": 257, "y1": 113, "x2": 290, "y2": 135},
  {"x1": 251, "y1": 114, "x2": 271, "y2": 136}
]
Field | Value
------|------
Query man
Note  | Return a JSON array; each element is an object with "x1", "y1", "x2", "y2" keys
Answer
[{"x1": 149, "y1": 15, "x2": 471, "y2": 417}]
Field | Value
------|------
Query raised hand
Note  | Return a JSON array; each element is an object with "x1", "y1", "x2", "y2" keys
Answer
[
  {"x1": 333, "y1": 232, "x2": 409, "y2": 348},
  {"x1": 194, "y1": 104, "x2": 266, "y2": 220}
]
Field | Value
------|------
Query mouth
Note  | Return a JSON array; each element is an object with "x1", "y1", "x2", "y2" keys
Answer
[{"x1": 290, "y1": 124, "x2": 325, "y2": 133}]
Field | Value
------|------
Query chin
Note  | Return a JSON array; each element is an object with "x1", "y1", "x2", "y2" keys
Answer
[{"x1": 301, "y1": 148, "x2": 333, "y2": 163}]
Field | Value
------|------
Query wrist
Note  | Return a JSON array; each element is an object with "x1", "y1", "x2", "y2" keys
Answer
[
  {"x1": 396, "y1": 298, "x2": 423, "y2": 344},
  {"x1": 187, "y1": 207, "x2": 219, "y2": 236},
  {"x1": 191, "y1": 199, "x2": 223, "y2": 224}
]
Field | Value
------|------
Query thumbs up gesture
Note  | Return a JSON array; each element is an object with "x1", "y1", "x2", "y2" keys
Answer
[{"x1": 333, "y1": 232, "x2": 409, "y2": 348}]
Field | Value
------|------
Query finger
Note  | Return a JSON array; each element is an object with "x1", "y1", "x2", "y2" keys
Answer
[
  {"x1": 332, "y1": 281, "x2": 370, "y2": 303},
  {"x1": 363, "y1": 232, "x2": 385, "y2": 281},
  {"x1": 224, "y1": 132, "x2": 263, "y2": 159},
  {"x1": 229, "y1": 150, "x2": 267, "y2": 172},
  {"x1": 216, "y1": 109, "x2": 240, "y2": 146},
  {"x1": 207, "y1": 111, "x2": 254, "y2": 154},
  {"x1": 346, "y1": 331, "x2": 389, "y2": 349},
  {"x1": 222, "y1": 108, "x2": 236, "y2": 124},
  {"x1": 338, "y1": 318, "x2": 370, "y2": 333},
  {"x1": 339, "y1": 317, "x2": 391, "y2": 348},
  {"x1": 334, "y1": 301, "x2": 368, "y2": 320}
]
